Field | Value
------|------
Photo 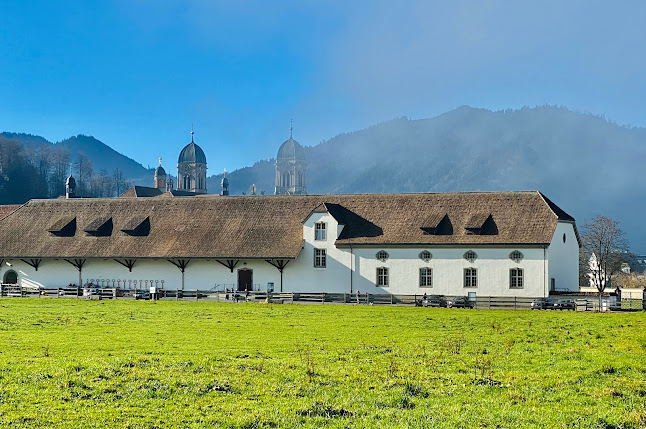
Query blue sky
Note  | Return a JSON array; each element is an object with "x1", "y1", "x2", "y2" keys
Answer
[{"x1": 1, "y1": 1, "x2": 645, "y2": 173}]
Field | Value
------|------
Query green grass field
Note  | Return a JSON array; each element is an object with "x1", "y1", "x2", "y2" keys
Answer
[{"x1": 0, "y1": 299, "x2": 644, "y2": 428}]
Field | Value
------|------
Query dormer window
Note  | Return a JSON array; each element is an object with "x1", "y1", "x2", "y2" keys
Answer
[
  {"x1": 47, "y1": 216, "x2": 76, "y2": 237},
  {"x1": 419, "y1": 250, "x2": 432, "y2": 262},
  {"x1": 84, "y1": 217, "x2": 113, "y2": 237},
  {"x1": 376, "y1": 250, "x2": 389, "y2": 262},
  {"x1": 509, "y1": 250, "x2": 524, "y2": 263},
  {"x1": 421, "y1": 213, "x2": 452, "y2": 235},
  {"x1": 315, "y1": 222, "x2": 326, "y2": 240},
  {"x1": 465, "y1": 213, "x2": 498, "y2": 235},
  {"x1": 463, "y1": 250, "x2": 477, "y2": 263}
]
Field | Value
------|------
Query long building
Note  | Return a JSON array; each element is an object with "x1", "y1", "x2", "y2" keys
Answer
[{"x1": 0, "y1": 191, "x2": 579, "y2": 297}]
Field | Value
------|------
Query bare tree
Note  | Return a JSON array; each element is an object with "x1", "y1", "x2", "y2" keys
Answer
[
  {"x1": 581, "y1": 215, "x2": 628, "y2": 309},
  {"x1": 76, "y1": 152, "x2": 93, "y2": 196},
  {"x1": 49, "y1": 146, "x2": 71, "y2": 197},
  {"x1": 112, "y1": 168, "x2": 130, "y2": 196}
]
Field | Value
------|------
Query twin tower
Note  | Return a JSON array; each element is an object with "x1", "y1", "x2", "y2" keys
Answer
[{"x1": 153, "y1": 127, "x2": 307, "y2": 196}]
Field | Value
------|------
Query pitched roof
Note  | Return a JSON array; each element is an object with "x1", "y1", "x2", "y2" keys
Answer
[
  {"x1": 0, "y1": 204, "x2": 21, "y2": 220},
  {"x1": 0, "y1": 191, "x2": 573, "y2": 259},
  {"x1": 119, "y1": 186, "x2": 163, "y2": 198}
]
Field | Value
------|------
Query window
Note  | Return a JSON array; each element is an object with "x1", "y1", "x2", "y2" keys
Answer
[
  {"x1": 464, "y1": 268, "x2": 477, "y2": 288},
  {"x1": 463, "y1": 250, "x2": 477, "y2": 263},
  {"x1": 510, "y1": 268, "x2": 523, "y2": 288},
  {"x1": 315, "y1": 222, "x2": 326, "y2": 240},
  {"x1": 377, "y1": 267, "x2": 389, "y2": 286},
  {"x1": 509, "y1": 250, "x2": 524, "y2": 263},
  {"x1": 419, "y1": 250, "x2": 432, "y2": 262},
  {"x1": 376, "y1": 250, "x2": 389, "y2": 262},
  {"x1": 419, "y1": 268, "x2": 432, "y2": 287},
  {"x1": 314, "y1": 249, "x2": 326, "y2": 268}
]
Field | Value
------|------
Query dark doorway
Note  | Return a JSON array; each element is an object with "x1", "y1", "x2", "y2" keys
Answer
[
  {"x1": 3, "y1": 270, "x2": 18, "y2": 284},
  {"x1": 238, "y1": 269, "x2": 252, "y2": 291}
]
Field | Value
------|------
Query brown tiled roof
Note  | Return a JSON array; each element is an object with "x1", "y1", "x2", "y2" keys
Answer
[
  {"x1": 0, "y1": 204, "x2": 21, "y2": 220},
  {"x1": 119, "y1": 186, "x2": 163, "y2": 198},
  {"x1": 0, "y1": 192, "x2": 573, "y2": 259}
]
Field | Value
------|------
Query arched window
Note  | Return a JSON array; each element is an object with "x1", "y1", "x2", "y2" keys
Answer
[
  {"x1": 419, "y1": 250, "x2": 432, "y2": 262},
  {"x1": 3, "y1": 270, "x2": 18, "y2": 284},
  {"x1": 509, "y1": 250, "x2": 524, "y2": 263},
  {"x1": 376, "y1": 250, "x2": 389, "y2": 262},
  {"x1": 463, "y1": 250, "x2": 477, "y2": 263}
]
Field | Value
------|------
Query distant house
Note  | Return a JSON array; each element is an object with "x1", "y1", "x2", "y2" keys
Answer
[{"x1": 0, "y1": 191, "x2": 580, "y2": 298}]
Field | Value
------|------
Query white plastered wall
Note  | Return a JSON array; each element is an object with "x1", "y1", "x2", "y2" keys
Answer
[
  {"x1": 546, "y1": 221, "x2": 580, "y2": 292},
  {"x1": 351, "y1": 246, "x2": 547, "y2": 297},
  {"x1": 2, "y1": 258, "x2": 283, "y2": 291},
  {"x1": 284, "y1": 212, "x2": 352, "y2": 293}
]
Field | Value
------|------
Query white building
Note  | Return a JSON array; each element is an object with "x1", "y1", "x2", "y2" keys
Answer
[{"x1": 0, "y1": 191, "x2": 579, "y2": 298}]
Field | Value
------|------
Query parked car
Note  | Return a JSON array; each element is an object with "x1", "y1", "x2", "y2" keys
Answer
[
  {"x1": 553, "y1": 299, "x2": 576, "y2": 310},
  {"x1": 135, "y1": 291, "x2": 150, "y2": 300},
  {"x1": 447, "y1": 296, "x2": 475, "y2": 309},
  {"x1": 531, "y1": 298, "x2": 554, "y2": 309},
  {"x1": 422, "y1": 295, "x2": 447, "y2": 308}
]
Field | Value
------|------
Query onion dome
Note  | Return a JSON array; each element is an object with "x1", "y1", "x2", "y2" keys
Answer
[
  {"x1": 277, "y1": 137, "x2": 305, "y2": 160},
  {"x1": 154, "y1": 158, "x2": 166, "y2": 177},
  {"x1": 66, "y1": 174, "x2": 76, "y2": 189},
  {"x1": 178, "y1": 132, "x2": 207, "y2": 164}
]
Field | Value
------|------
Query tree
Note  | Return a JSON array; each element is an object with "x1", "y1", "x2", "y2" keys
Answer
[
  {"x1": 580, "y1": 215, "x2": 629, "y2": 309},
  {"x1": 112, "y1": 168, "x2": 130, "y2": 196},
  {"x1": 49, "y1": 146, "x2": 71, "y2": 197},
  {"x1": 76, "y1": 152, "x2": 93, "y2": 196}
]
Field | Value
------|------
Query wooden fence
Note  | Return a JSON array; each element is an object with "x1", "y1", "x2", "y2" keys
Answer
[{"x1": 1, "y1": 284, "x2": 643, "y2": 311}]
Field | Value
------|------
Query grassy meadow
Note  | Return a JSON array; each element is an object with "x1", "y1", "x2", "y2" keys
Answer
[{"x1": 0, "y1": 299, "x2": 644, "y2": 428}]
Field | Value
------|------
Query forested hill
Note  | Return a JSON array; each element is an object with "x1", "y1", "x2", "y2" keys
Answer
[
  {"x1": 211, "y1": 106, "x2": 646, "y2": 249},
  {"x1": 0, "y1": 133, "x2": 150, "y2": 201}
]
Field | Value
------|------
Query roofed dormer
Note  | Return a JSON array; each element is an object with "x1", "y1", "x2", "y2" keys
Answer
[
  {"x1": 48, "y1": 216, "x2": 76, "y2": 237},
  {"x1": 465, "y1": 213, "x2": 498, "y2": 235},
  {"x1": 421, "y1": 213, "x2": 452, "y2": 235},
  {"x1": 84, "y1": 217, "x2": 113, "y2": 237}
]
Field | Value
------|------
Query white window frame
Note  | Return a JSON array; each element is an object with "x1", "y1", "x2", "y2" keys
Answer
[
  {"x1": 464, "y1": 267, "x2": 477, "y2": 288},
  {"x1": 510, "y1": 268, "x2": 523, "y2": 288},
  {"x1": 314, "y1": 222, "x2": 326, "y2": 241},
  {"x1": 419, "y1": 267, "x2": 432, "y2": 287},
  {"x1": 314, "y1": 248, "x2": 326, "y2": 268},
  {"x1": 419, "y1": 250, "x2": 432, "y2": 262},
  {"x1": 376, "y1": 267, "x2": 389, "y2": 287}
]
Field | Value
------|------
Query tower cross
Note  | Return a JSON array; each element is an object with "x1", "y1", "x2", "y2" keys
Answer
[{"x1": 289, "y1": 118, "x2": 293, "y2": 139}]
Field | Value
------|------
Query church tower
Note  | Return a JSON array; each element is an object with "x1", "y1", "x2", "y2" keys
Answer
[
  {"x1": 221, "y1": 169, "x2": 229, "y2": 196},
  {"x1": 153, "y1": 158, "x2": 167, "y2": 189},
  {"x1": 65, "y1": 166, "x2": 76, "y2": 199},
  {"x1": 275, "y1": 120, "x2": 306, "y2": 195},
  {"x1": 177, "y1": 128, "x2": 207, "y2": 194}
]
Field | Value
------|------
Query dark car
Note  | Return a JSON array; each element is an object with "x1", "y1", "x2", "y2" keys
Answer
[
  {"x1": 422, "y1": 295, "x2": 447, "y2": 308},
  {"x1": 531, "y1": 298, "x2": 554, "y2": 310},
  {"x1": 553, "y1": 299, "x2": 576, "y2": 310},
  {"x1": 447, "y1": 296, "x2": 475, "y2": 309}
]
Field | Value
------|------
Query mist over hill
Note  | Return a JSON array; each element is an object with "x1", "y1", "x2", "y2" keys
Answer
[{"x1": 212, "y1": 106, "x2": 646, "y2": 250}]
